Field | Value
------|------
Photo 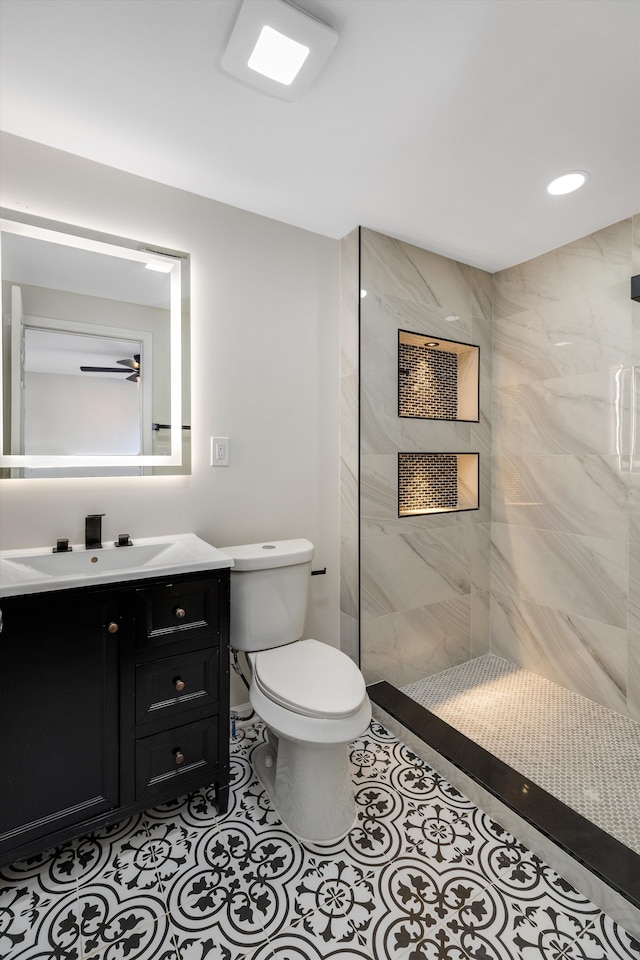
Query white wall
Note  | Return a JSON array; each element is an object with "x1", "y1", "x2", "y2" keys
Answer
[{"x1": 0, "y1": 133, "x2": 341, "y2": 706}]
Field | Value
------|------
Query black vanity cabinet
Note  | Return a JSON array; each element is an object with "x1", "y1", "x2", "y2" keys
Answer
[{"x1": 0, "y1": 568, "x2": 230, "y2": 866}]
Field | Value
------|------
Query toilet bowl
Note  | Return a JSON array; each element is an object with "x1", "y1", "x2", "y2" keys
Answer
[
  {"x1": 247, "y1": 639, "x2": 371, "y2": 842},
  {"x1": 221, "y1": 539, "x2": 371, "y2": 843}
]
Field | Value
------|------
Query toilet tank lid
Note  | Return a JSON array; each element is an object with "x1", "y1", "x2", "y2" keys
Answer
[{"x1": 220, "y1": 538, "x2": 314, "y2": 571}]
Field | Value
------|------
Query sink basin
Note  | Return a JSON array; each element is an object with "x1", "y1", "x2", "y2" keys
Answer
[
  {"x1": 10, "y1": 542, "x2": 172, "y2": 577},
  {"x1": 0, "y1": 534, "x2": 233, "y2": 597}
]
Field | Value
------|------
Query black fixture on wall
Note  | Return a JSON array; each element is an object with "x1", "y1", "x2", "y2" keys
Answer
[{"x1": 631, "y1": 275, "x2": 640, "y2": 302}]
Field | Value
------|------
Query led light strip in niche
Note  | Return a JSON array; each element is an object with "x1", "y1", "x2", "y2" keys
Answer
[{"x1": 398, "y1": 453, "x2": 479, "y2": 517}]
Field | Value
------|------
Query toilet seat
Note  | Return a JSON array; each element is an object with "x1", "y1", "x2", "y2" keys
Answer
[{"x1": 251, "y1": 638, "x2": 366, "y2": 720}]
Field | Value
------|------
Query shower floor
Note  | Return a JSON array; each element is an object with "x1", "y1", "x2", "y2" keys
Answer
[{"x1": 400, "y1": 654, "x2": 640, "y2": 856}]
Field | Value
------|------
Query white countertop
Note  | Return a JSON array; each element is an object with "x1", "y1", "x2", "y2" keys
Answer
[{"x1": 0, "y1": 533, "x2": 234, "y2": 597}]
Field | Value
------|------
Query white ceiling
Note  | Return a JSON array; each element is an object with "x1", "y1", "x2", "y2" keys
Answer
[{"x1": 1, "y1": 0, "x2": 639, "y2": 272}]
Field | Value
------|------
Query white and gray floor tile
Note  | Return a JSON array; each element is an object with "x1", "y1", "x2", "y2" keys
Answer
[{"x1": 1, "y1": 719, "x2": 638, "y2": 959}]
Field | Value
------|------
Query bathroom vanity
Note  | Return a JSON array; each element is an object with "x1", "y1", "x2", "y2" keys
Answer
[{"x1": 0, "y1": 535, "x2": 232, "y2": 865}]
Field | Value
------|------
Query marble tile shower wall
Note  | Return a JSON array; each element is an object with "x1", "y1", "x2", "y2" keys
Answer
[
  {"x1": 491, "y1": 214, "x2": 640, "y2": 721},
  {"x1": 356, "y1": 228, "x2": 493, "y2": 688}
]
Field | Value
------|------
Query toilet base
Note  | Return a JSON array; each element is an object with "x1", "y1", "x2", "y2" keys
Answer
[{"x1": 253, "y1": 733, "x2": 357, "y2": 844}]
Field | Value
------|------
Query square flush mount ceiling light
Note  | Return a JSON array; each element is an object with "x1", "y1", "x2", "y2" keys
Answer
[{"x1": 220, "y1": 0, "x2": 338, "y2": 101}]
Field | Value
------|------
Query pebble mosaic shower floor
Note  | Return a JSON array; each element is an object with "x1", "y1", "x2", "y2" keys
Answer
[
  {"x1": 1, "y1": 719, "x2": 638, "y2": 959},
  {"x1": 401, "y1": 655, "x2": 640, "y2": 856}
]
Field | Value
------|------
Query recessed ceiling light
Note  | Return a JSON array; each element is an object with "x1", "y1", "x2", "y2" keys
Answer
[
  {"x1": 145, "y1": 259, "x2": 173, "y2": 273},
  {"x1": 248, "y1": 25, "x2": 309, "y2": 84},
  {"x1": 546, "y1": 171, "x2": 590, "y2": 196},
  {"x1": 220, "y1": 0, "x2": 338, "y2": 101}
]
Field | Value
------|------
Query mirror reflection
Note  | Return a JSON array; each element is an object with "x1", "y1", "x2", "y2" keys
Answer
[{"x1": 1, "y1": 211, "x2": 190, "y2": 477}]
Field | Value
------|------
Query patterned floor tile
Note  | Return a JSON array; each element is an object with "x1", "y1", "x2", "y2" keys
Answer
[
  {"x1": 165, "y1": 817, "x2": 311, "y2": 955},
  {"x1": 230, "y1": 719, "x2": 266, "y2": 757},
  {"x1": 370, "y1": 856, "x2": 502, "y2": 959},
  {"x1": 350, "y1": 721, "x2": 475, "y2": 812},
  {"x1": 576, "y1": 913, "x2": 640, "y2": 960},
  {"x1": 167, "y1": 925, "x2": 249, "y2": 960},
  {"x1": 452, "y1": 807, "x2": 573, "y2": 911},
  {"x1": 478, "y1": 834, "x2": 606, "y2": 922},
  {"x1": 78, "y1": 817, "x2": 168, "y2": 899},
  {"x1": 144, "y1": 784, "x2": 221, "y2": 829},
  {"x1": 246, "y1": 929, "x2": 375, "y2": 959},
  {"x1": 400, "y1": 797, "x2": 483, "y2": 869},
  {"x1": 1, "y1": 719, "x2": 637, "y2": 960},
  {"x1": 350, "y1": 721, "x2": 433, "y2": 790},
  {"x1": 0, "y1": 882, "x2": 80, "y2": 959},
  {"x1": 73, "y1": 814, "x2": 155, "y2": 889},
  {"x1": 76, "y1": 884, "x2": 171, "y2": 959},
  {"x1": 501, "y1": 906, "x2": 603, "y2": 959},
  {"x1": 291, "y1": 856, "x2": 381, "y2": 951},
  {"x1": 0, "y1": 840, "x2": 79, "y2": 895},
  {"x1": 229, "y1": 775, "x2": 283, "y2": 832}
]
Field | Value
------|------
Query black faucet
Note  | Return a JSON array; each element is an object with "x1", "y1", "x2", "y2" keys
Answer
[{"x1": 85, "y1": 514, "x2": 104, "y2": 550}]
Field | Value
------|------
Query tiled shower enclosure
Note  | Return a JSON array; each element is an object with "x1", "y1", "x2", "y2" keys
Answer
[{"x1": 340, "y1": 215, "x2": 640, "y2": 722}]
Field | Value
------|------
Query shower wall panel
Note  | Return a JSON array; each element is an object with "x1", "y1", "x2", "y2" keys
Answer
[
  {"x1": 356, "y1": 228, "x2": 493, "y2": 687},
  {"x1": 492, "y1": 214, "x2": 640, "y2": 720}
]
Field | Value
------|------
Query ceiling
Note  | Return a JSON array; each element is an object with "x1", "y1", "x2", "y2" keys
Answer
[
  {"x1": 25, "y1": 329, "x2": 141, "y2": 379},
  {"x1": 1, "y1": 0, "x2": 639, "y2": 272},
  {"x1": 2, "y1": 231, "x2": 172, "y2": 308}
]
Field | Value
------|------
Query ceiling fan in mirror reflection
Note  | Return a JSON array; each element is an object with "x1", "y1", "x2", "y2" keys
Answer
[{"x1": 80, "y1": 353, "x2": 141, "y2": 383}]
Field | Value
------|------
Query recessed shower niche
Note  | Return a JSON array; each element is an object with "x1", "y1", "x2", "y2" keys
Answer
[
  {"x1": 398, "y1": 452, "x2": 479, "y2": 516},
  {"x1": 398, "y1": 330, "x2": 479, "y2": 421}
]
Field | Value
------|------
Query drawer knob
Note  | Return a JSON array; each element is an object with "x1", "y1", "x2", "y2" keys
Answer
[
  {"x1": 174, "y1": 607, "x2": 186, "y2": 619},
  {"x1": 174, "y1": 678, "x2": 186, "y2": 693},
  {"x1": 107, "y1": 622, "x2": 119, "y2": 634},
  {"x1": 174, "y1": 749, "x2": 185, "y2": 766}
]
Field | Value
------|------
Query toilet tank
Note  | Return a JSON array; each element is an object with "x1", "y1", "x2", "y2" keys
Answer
[{"x1": 221, "y1": 539, "x2": 314, "y2": 652}]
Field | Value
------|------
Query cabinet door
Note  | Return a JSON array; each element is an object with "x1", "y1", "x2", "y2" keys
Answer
[{"x1": 0, "y1": 590, "x2": 119, "y2": 861}]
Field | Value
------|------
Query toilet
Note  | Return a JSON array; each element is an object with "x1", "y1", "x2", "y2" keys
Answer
[{"x1": 221, "y1": 538, "x2": 371, "y2": 843}]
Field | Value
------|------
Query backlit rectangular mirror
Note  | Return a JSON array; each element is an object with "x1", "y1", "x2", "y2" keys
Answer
[{"x1": 1, "y1": 209, "x2": 190, "y2": 478}]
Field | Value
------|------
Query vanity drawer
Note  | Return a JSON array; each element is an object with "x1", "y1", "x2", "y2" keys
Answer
[
  {"x1": 135, "y1": 576, "x2": 221, "y2": 649},
  {"x1": 135, "y1": 717, "x2": 218, "y2": 803},
  {"x1": 135, "y1": 646, "x2": 219, "y2": 727}
]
